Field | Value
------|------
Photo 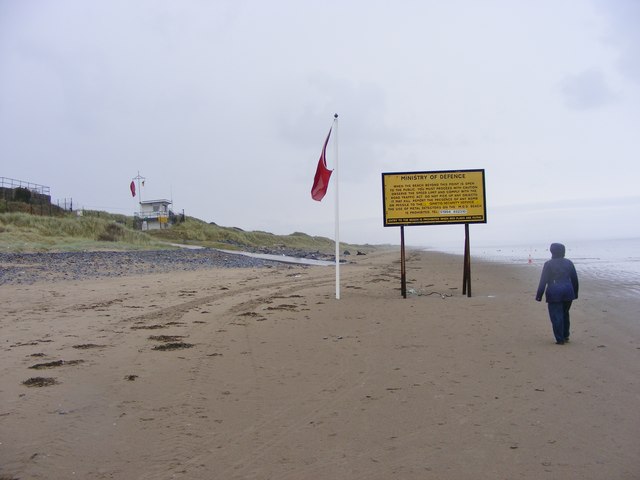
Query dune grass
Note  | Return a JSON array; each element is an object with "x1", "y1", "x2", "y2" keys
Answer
[
  {"x1": 0, "y1": 212, "x2": 371, "y2": 254},
  {"x1": 0, "y1": 212, "x2": 165, "y2": 252},
  {"x1": 147, "y1": 218, "x2": 348, "y2": 254}
]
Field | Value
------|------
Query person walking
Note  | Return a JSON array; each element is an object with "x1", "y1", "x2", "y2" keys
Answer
[{"x1": 536, "y1": 243, "x2": 579, "y2": 345}]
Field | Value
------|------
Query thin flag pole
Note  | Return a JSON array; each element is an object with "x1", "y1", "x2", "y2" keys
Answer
[
  {"x1": 133, "y1": 171, "x2": 146, "y2": 205},
  {"x1": 333, "y1": 113, "x2": 340, "y2": 300}
]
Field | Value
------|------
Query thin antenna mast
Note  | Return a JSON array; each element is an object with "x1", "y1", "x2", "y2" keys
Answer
[{"x1": 132, "y1": 171, "x2": 146, "y2": 206}]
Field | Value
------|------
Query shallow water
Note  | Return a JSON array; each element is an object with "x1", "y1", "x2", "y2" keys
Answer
[
  {"x1": 215, "y1": 249, "x2": 336, "y2": 266},
  {"x1": 437, "y1": 237, "x2": 640, "y2": 299}
]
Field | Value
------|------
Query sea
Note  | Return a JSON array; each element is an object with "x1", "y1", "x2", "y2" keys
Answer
[{"x1": 435, "y1": 237, "x2": 640, "y2": 299}]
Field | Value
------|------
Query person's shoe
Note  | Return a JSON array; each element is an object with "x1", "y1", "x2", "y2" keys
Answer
[
  {"x1": 564, "y1": 338, "x2": 570, "y2": 343},
  {"x1": 555, "y1": 341, "x2": 565, "y2": 345}
]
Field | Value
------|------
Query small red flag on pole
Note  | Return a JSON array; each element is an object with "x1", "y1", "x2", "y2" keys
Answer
[
  {"x1": 311, "y1": 128, "x2": 333, "y2": 201},
  {"x1": 130, "y1": 181, "x2": 136, "y2": 197}
]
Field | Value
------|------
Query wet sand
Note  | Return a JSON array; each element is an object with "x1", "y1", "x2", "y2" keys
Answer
[{"x1": 1, "y1": 249, "x2": 638, "y2": 479}]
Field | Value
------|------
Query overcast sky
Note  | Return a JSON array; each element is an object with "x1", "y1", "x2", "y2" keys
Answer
[{"x1": 1, "y1": 0, "x2": 638, "y2": 249}]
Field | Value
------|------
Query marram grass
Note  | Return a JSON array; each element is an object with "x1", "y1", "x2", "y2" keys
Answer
[
  {"x1": 0, "y1": 212, "x2": 164, "y2": 252},
  {"x1": 147, "y1": 218, "x2": 348, "y2": 254},
  {"x1": 0, "y1": 212, "x2": 370, "y2": 254}
]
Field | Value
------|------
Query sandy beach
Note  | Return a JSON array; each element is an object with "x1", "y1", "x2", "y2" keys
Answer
[{"x1": 1, "y1": 248, "x2": 638, "y2": 479}]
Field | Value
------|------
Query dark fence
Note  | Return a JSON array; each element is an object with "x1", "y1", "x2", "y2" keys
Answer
[
  {"x1": 0, "y1": 177, "x2": 50, "y2": 196},
  {"x1": 0, "y1": 176, "x2": 66, "y2": 216}
]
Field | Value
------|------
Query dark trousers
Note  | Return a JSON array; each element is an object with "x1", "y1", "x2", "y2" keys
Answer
[{"x1": 548, "y1": 301, "x2": 572, "y2": 343}]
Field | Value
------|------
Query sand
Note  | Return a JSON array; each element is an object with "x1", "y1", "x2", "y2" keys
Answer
[{"x1": 1, "y1": 249, "x2": 638, "y2": 479}]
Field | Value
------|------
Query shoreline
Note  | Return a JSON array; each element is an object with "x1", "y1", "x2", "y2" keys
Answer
[{"x1": 1, "y1": 249, "x2": 639, "y2": 479}]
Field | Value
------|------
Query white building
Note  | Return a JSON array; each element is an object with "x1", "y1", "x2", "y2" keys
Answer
[{"x1": 136, "y1": 199, "x2": 172, "y2": 230}]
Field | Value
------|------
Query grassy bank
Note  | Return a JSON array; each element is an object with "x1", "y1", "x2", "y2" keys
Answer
[
  {"x1": 0, "y1": 212, "x2": 372, "y2": 254},
  {"x1": 0, "y1": 212, "x2": 165, "y2": 252},
  {"x1": 147, "y1": 218, "x2": 351, "y2": 253}
]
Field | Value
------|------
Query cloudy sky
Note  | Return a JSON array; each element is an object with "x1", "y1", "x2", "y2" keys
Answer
[{"x1": 1, "y1": 0, "x2": 638, "y2": 248}]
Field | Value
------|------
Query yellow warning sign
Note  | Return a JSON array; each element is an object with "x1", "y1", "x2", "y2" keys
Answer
[{"x1": 382, "y1": 169, "x2": 486, "y2": 226}]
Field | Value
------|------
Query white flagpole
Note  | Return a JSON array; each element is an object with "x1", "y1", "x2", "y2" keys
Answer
[{"x1": 333, "y1": 113, "x2": 340, "y2": 300}]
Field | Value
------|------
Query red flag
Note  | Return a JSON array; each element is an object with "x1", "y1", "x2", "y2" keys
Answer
[
  {"x1": 311, "y1": 128, "x2": 333, "y2": 201},
  {"x1": 130, "y1": 181, "x2": 136, "y2": 197}
]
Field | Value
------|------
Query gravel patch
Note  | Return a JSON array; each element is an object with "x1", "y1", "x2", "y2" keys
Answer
[{"x1": 0, "y1": 249, "x2": 285, "y2": 285}]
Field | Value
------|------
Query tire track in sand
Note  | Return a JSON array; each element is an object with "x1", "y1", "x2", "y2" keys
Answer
[
  {"x1": 135, "y1": 263, "x2": 387, "y2": 480},
  {"x1": 134, "y1": 267, "x2": 344, "y2": 480}
]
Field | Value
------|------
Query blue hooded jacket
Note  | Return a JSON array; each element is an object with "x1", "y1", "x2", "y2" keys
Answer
[{"x1": 536, "y1": 243, "x2": 579, "y2": 303}]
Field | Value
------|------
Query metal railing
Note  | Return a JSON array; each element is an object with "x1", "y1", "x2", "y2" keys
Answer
[{"x1": 0, "y1": 177, "x2": 50, "y2": 195}]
